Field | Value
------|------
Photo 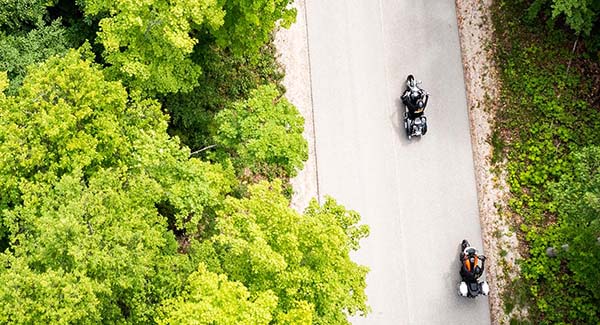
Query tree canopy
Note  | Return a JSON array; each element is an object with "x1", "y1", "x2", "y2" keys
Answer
[
  {"x1": 0, "y1": 0, "x2": 370, "y2": 323},
  {"x1": 0, "y1": 0, "x2": 50, "y2": 32},
  {"x1": 550, "y1": 0, "x2": 600, "y2": 35},
  {"x1": 161, "y1": 181, "x2": 369, "y2": 324},
  {"x1": 0, "y1": 43, "x2": 368, "y2": 324},
  {"x1": 76, "y1": 0, "x2": 295, "y2": 94},
  {"x1": 527, "y1": 0, "x2": 600, "y2": 36},
  {"x1": 212, "y1": 84, "x2": 308, "y2": 180},
  {"x1": 212, "y1": 0, "x2": 296, "y2": 54},
  {"x1": 79, "y1": 0, "x2": 225, "y2": 94},
  {"x1": 0, "y1": 20, "x2": 72, "y2": 94},
  {"x1": 0, "y1": 49, "x2": 230, "y2": 323},
  {"x1": 157, "y1": 263, "x2": 278, "y2": 325}
]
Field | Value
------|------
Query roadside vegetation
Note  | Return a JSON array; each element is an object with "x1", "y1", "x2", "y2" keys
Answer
[
  {"x1": 490, "y1": 0, "x2": 600, "y2": 323},
  {"x1": 0, "y1": 1, "x2": 369, "y2": 323}
]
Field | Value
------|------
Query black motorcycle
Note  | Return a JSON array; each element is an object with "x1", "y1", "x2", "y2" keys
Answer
[
  {"x1": 458, "y1": 239, "x2": 489, "y2": 298},
  {"x1": 401, "y1": 75, "x2": 429, "y2": 140}
]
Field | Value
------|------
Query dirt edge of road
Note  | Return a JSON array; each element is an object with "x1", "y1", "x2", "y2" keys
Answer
[
  {"x1": 274, "y1": 0, "x2": 320, "y2": 213},
  {"x1": 455, "y1": 1, "x2": 522, "y2": 324}
]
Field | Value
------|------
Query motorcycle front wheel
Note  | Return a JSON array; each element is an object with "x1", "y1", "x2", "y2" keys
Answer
[{"x1": 407, "y1": 75, "x2": 415, "y2": 88}]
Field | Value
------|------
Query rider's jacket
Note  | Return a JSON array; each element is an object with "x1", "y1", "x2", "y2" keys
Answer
[
  {"x1": 402, "y1": 91, "x2": 428, "y2": 118},
  {"x1": 460, "y1": 254, "x2": 484, "y2": 281}
]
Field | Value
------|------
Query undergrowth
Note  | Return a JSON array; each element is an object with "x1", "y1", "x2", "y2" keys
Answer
[{"x1": 491, "y1": 0, "x2": 600, "y2": 323}]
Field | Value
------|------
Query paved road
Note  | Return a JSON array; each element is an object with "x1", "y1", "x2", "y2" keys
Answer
[{"x1": 304, "y1": 0, "x2": 491, "y2": 323}]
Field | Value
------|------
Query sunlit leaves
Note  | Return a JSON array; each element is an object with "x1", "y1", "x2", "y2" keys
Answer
[
  {"x1": 80, "y1": 0, "x2": 225, "y2": 94},
  {"x1": 78, "y1": 0, "x2": 295, "y2": 94},
  {"x1": 213, "y1": 84, "x2": 308, "y2": 179},
  {"x1": 213, "y1": 0, "x2": 296, "y2": 54},
  {"x1": 0, "y1": 2, "x2": 369, "y2": 323},
  {"x1": 158, "y1": 263, "x2": 277, "y2": 325},
  {"x1": 211, "y1": 181, "x2": 369, "y2": 324},
  {"x1": 0, "y1": 20, "x2": 71, "y2": 94},
  {"x1": 0, "y1": 48, "x2": 232, "y2": 322}
]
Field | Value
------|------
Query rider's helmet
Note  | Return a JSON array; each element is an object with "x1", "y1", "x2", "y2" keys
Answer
[{"x1": 464, "y1": 247, "x2": 478, "y2": 271}]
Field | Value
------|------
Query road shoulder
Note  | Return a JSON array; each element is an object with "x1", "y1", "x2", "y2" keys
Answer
[
  {"x1": 455, "y1": 1, "x2": 521, "y2": 323},
  {"x1": 274, "y1": 0, "x2": 320, "y2": 212}
]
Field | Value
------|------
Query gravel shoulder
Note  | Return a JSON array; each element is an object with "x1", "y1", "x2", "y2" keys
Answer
[
  {"x1": 274, "y1": 0, "x2": 320, "y2": 212},
  {"x1": 454, "y1": 0, "x2": 521, "y2": 323}
]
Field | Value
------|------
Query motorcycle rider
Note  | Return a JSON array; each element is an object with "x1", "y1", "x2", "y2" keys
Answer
[
  {"x1": 458, "y1": 240, "x2": 489, "y2": 298},
  {"x1": 460, "y1": 248, "x2": 486, "y2": 282},
  {"x1": 401, "y1": 80, "x2": 429, "y2": 120}
]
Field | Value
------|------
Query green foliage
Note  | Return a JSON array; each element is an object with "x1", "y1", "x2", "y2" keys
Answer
[
  {"x1": 213, "y1": 0, "x2": 296, "y2": 55},
  {"x1": 212, "y1": 84, "x2": 308, "y2": 180},
  {"x1": 157, "y1": 263, "x2": 278, "y2": 324},
  {"x1": 0, "y1": 48, "x2": 233, "y2": 322},
  {"x1": 552, "y1": 146, "x2": 600, "y2": 300},
  {"x1": 78, "y1": 0, "x2": 295, "y2": 95},
  {"x1": 0, "y1": 2, "x2": 371, "y2": 324},
  {"x1": 0, "y1": 70, "x2": 7, "y2": 94},
  {"x1": 492, "y1": 0, "x2": 600, "y2": 322},
  {"x1": 0, "y1": 0, "x2": 50, "y2": 32},
  {"x1": 209, "y1": 180, "x2": 369, "y2": 324},
  {"x1": 79, "y1": 0, "x2": 225, "y2": 94},
  {"x1": 161, "y1": 42, "x2": 285, "y2": 151},
  {"x1": 0, "y1": 47, "x2": 232, "y2": 228},
  {"x1": 0, "y1": 254, "x2": 105, "y2": 324},
  {"x1": 0, "y1": 19, "x2": 71, "y2": 94},
  {"x1": 161, "y1": 183, "x2": 368, "y2": 324},
  {"x1": 525, "y1": 0, "x2": 600, "y2": 35},
  {"x1": 550, "y1": 0, "x2": 600, "y2": 35},
  {"x1": 0, "y1": 170, "x2": 185, "y2": 323}
]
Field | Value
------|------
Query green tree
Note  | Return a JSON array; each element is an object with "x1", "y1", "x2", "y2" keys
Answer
[
  {"x1": 0, "y1": 46, "x2": 232, "y2": 229},
  {"x1": 157, "y1": 263, "x2": 278, "y2": 325},
  {"x1": 551, "y1": 0, "x2": 600, "y2": 35},
  {"x1": 209, "y1": 180, "x2": 369, "y2": 324},
  {"x1": 527, "y1": 0, "x2": 600, "y2": 35},
  {"x1": 0, "y1": 20, "x2": 71, "y2": 94},
  {"x1": 213, "y1": 0, "x2": 296, "y2": 55},
  {"x1": 0, "y1": 0, "x2": 50, "y2": 32},
  {"x1": 78, "y1": 0, "x2": 295, "y2": 94},
  {"x1": 552, "y1": 146, "x2": 600, "y2": 300},
  {"x1": 212, "y1": 84, "x2": 308, "y2": 180},
  {"x1": 0, "y1": 48, "x2": 232, "y2": 322},
  {"x1": 0, "y1": 3, "x2": 372, "y2": 324},
  {"x1": 0, "y1": 254, "x2": 105, "y2": 324},
  {"x1": 161, "y1": 43, "x2": 285, "y2": 151},
  {"x1": 79, "y1": 0, "x2": 225, "y2": 94}
]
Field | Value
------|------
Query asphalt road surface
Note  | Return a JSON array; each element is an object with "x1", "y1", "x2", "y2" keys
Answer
[{"x1": 304, "y1": 0, "x2": 491, "y2": 323}]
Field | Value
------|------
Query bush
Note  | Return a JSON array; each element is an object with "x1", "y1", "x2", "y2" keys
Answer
[{"x1": 492, "y1": 0, "x2": 600, "y2": 322}]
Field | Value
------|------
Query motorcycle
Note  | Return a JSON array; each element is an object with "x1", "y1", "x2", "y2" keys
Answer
[
  {"x1": 458, "y1": 239, "x2": 489, "y2": 298},
  {"x1": 401, "y1": 75, "x2": 428, "y2": 140}
]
